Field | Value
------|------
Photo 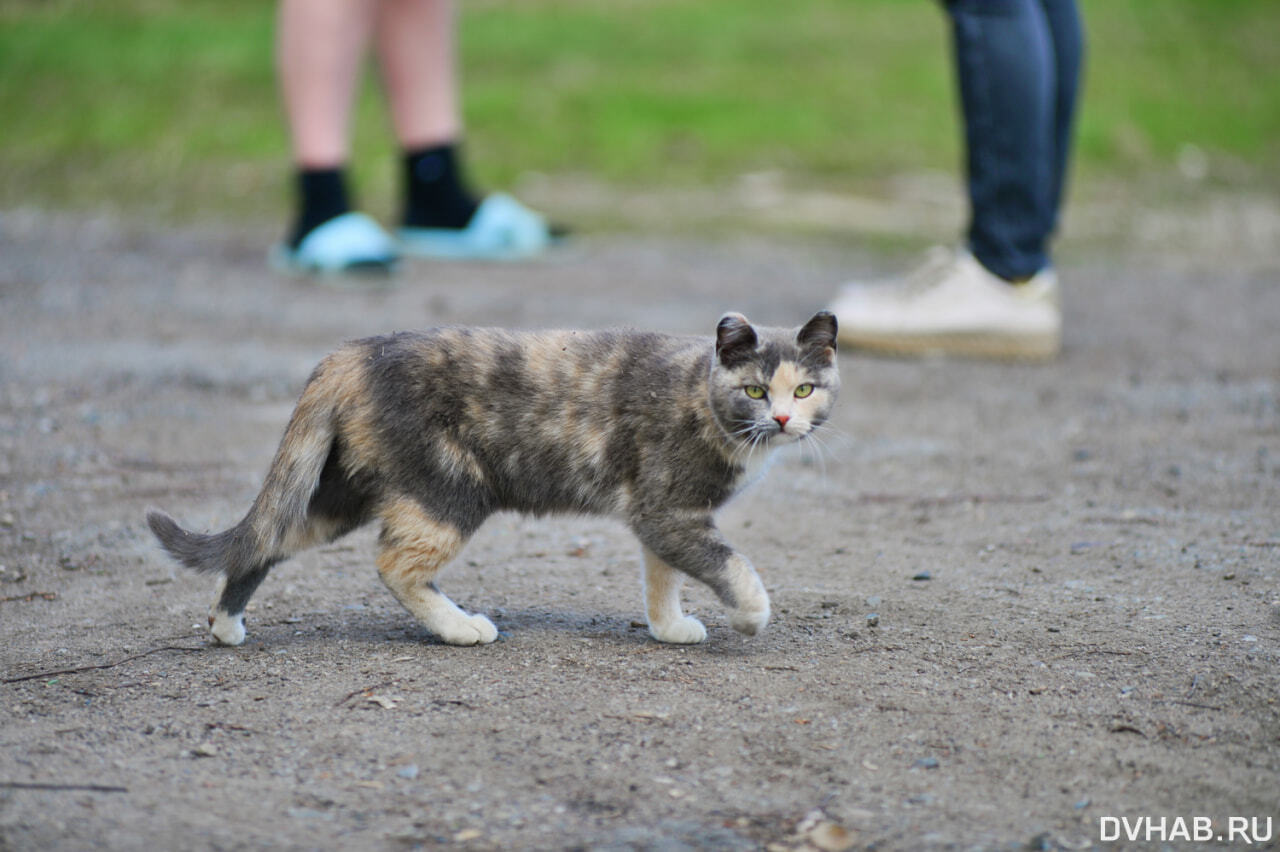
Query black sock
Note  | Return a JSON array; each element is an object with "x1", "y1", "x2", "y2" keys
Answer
[
  {"x1": 288, "y1": 167, "x2": 351, "y2": 248},
  {"x1": 402, "y1": 143, "x2": 480, "y2": 229}
]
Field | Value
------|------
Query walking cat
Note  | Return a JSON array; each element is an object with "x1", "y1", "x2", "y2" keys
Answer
[{"x1": 147, "y1": 311, "x2": 839, "y2": 646}]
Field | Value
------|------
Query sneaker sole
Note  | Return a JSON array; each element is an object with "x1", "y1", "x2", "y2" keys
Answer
[
  {"x1": 268, "y1": 246, "x2": 400, "y2": 287},
  {"x1": 838, "y1": 329, "x2": 1060, "y2": 362}
]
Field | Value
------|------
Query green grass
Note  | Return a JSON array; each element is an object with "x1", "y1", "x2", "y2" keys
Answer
[{"x1": 2, "y1": 0, "x2": 1277, "y2": 229}]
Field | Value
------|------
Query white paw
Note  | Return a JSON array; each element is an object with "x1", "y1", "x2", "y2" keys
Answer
[
  {"x1": 210, "y1": 611, "x2": 246, "y2": 646},
  {"x1": 436, "y1": 613, "x2": 498, "y2": 646},
  {"x1": 729, "y1": 599, "x2": 770, "y2": 636},
  {"x1": 467, "y1": 614, "x2": 499, "y2": 644},
  {"x1": 649, "y1": 615, "x2": 708, "y2": 645}
]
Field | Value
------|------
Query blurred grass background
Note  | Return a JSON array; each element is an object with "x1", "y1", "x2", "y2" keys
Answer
[{"x1": 2, "y1": 0, "x2": 1277, "y2": 237}]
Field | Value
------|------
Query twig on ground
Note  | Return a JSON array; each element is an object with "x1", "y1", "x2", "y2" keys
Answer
[
  {"x1": 2, "y1": 645, "x2": 205, "y2": 684},
  {"x1": 206, "y1": 721, "x2": 264, "y2": 735},
  {"x1": 432, "y1": 699, "x2": 478, "y2": 710},
  {"x1": 335, "y1": 680, "x2": 398, "y2": 708},
  {"x1": 1050, "y1": 648, "x2": 1135, "y2": 661},
  {"x1": 1153, "y1": 699, "x2": 1224, "y2": 711},
  {"x1": 0, "y1": 781, "x2": 128, "y2": 793},
  {"x1": 0, "y1": 591, "x2": 57, "y2": 604}
]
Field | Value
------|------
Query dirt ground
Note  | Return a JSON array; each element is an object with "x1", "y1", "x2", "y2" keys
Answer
[{"x1": 0, "y1": 208, "x2": 1277, "y2": 851}]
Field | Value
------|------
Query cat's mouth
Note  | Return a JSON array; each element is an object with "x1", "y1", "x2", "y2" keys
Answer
[{"x1": 764, "y1": 422, "x2": 808, "y2": 445}]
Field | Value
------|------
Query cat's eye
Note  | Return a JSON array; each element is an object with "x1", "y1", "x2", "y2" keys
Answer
[
  {"x1": 794, "y1": 384, "x2": 814, "y2": 399},
  {"x1": 744, "y1": 385, "x2": 766, "y2": 399}
]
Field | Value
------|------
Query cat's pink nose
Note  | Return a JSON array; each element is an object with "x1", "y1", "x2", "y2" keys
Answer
[{"x1": 774, "y1": 414, "x2": 790, "y2": 428}]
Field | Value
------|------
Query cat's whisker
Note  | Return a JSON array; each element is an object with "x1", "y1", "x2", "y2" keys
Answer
[
  {"x1": 799, "y1": 429, "x2": 834, "y2": 480},
  {"x1": 810, "y1": 422, "x2": 856, "y2": 451}
]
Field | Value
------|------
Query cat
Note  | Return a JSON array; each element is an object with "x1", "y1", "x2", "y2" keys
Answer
[{"x1": 147, "y1": 311, "x2": 839, "y2": 647}]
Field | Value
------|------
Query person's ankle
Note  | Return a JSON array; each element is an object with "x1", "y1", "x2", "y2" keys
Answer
[
  {"x1": 402, "y1": 142, "x2": 479, "y2": 230},
  {"x1": 289, "y1": 166, "x2": 352, "y2": 248}
]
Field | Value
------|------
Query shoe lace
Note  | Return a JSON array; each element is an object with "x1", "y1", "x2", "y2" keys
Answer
[{"x1": 889, "y1": 246, "x2": 959, "y2": 296}]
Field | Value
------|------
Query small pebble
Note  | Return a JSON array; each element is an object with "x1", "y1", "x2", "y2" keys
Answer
[
  {"x1": 912, "y1": 756, "x2": 940, "y2": 770},
  {"x1": 865, "y1": 613, "x2": 880, "y2": 628},
  {"x1": 1026, "y1": 832, "x2": 1054, "y2": 851},
  {"x1": 396, "y1": 764, "x2": 420, "y2": 780},
  {"x1": 808, "y1": 821, "x2": 856, "y2": 852},
  {"x1": 911, "y1": 571, "x2": 932, "y2": 582},
  {"x1": 192, "y1": 743, "x2": 218, "y2": 758}
]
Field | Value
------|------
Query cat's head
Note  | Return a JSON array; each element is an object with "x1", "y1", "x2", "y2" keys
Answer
[{"x1": 707, "y1": 311, "x2": 840, "y2": 449}]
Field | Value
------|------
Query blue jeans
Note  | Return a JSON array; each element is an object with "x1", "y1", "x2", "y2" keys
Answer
[{"x1": 945, "y1": 0, "x2": 1084, "y2": 280}]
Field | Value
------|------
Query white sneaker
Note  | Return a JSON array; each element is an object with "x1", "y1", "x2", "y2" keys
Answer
[{"x1": 828, "y1": 246, "x2": 1061, "y2": 361}]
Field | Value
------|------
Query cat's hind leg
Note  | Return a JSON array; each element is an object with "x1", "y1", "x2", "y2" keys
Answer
[
  {"x1": 642, "y1": 546, "x2": 707, "y2": 644},
  {"x1": 376, "y1": 497, "x2": 497, "y2": 646},
  {"x1": 207, "y1": 569, "x2": 270, "y2": 645}
]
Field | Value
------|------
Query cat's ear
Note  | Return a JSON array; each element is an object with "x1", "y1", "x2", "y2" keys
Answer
[
  {"x1": 797, "y1": 311, "x2": 838, "y2": 365},
  {"x1": 716, "y1": 312, "x2": 758, "y2": 366}
]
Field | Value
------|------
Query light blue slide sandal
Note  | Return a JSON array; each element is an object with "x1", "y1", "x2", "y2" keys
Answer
[
  {"x1": 396, "y1": 193, "x2": 554, "y2": 261},
  {"x1": 269, "y1": 212, "x2": 399, "y2": 277}
]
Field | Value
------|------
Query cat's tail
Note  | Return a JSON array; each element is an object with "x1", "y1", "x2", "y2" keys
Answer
[
  {"x1": 145, "y1": 509, "x2": 263, "y2": 581},
  {"x1": 147, "y1": 357, "x2": 342, "y2": 581}
]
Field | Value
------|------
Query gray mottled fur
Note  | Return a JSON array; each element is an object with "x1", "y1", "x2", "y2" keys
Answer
[{"x1": 147, "y1": 311, "x2": 839, "y2": 645}]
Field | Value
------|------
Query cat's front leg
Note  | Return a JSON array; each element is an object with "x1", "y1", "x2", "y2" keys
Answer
[
  {"x1": 721, "y1": 552, "x2": 771, "y2": 636},
  {"x1": 633, "y1": 515, "x2": 770, "y2": 638},
  {"x1": 642, "y1": 546, "x2": 707, "y2": 644}
]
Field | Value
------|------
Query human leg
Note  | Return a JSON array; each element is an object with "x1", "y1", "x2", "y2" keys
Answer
[
  {"x1": 375, "y1": 0, "x2": 556, "y2": 257},
  {"x1": 828, "y1": 0, "x2": 1067, "y2": 360},
  {"x1": 372, "y1": 0, "x2": 477, "y2": 231},
  {"x1": 1038, "y1": 0, "x2": 1084, "y2": 239},
  {"x1": 278, "y1": 0, "x2": 376, "y2": 169},
  {"x1": 376, "y1": 0, "x2": 462, "y2": 150},
  {"x1": 274, "y1": 0, "x2": 397, "y2": 271},
  {"x1": 948, "y1": 0, "x2": 1055, "y2": 280}
]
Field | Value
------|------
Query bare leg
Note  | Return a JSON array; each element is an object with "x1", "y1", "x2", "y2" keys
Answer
[
  {"x1": 375, "y1": 0, "x2": 463, "y2": 149},
  {"x1": 277, "y1": 0, "x2": 377, "y2": 168},
  {"x1": 642, "y1": 546, "x2": 707, "y2": 644},
  {"x1": 376, "y1": 498, "x2": 496, "y2": 646}
]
